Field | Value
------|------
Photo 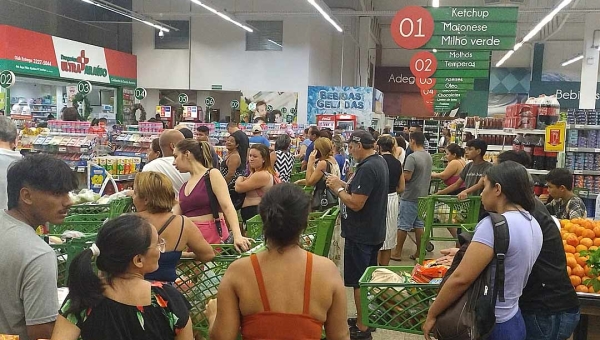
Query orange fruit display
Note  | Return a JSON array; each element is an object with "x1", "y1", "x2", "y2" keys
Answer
[
  {"x1": 583, "y1": 230, "x2": 596, "y2": 239},
  {"x1": 566, "y1": 235, "x2": 579, "y2": 247},
  {"x1": 576, "y1": 285, "x2": 589, "y2": 293},
  {"x1": 567, "y1": 266, "x2": 572, "y2": 275},
  {"x1": 594, "y1": 226, "x2": 600, "y2": 238},
  {"x1": 570, "y1": 275, "x2": 582, "y2": 286},
  {"x1": 594, "y1": 238, "x2": 600, "y2": 247},
  {"x1": 566, "y1": 257, "x2": 578, "y2": 268},
  {"x1": 562, "y1": 218, "x2": 600, "y2": 290},
  {"x1": 572, "y1": 265, "x2": 585, "y2": 277},
  {"x1": 589, "y1": 286, "x2": 596, "y2": 293},
  {"x1": 576, "y1": 245, "x2": 589, "y2": 253},
  {"x1": 564, "y1": 245, "x2": 576, "y2": 254}
]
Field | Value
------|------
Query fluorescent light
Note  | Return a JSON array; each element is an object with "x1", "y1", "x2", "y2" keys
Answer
[
  {"x1": 432, "y1": 0, "x2": 440, "y2": 8},
  {"x1": 562, "y1": 55, "x2": 584, "y2": 66},
  {"x1": 307, "y1": 0, "x2": 343, "y2": 32},
  {"x1": 268, "y1": 39, "x2": 283, "y2": 48},
  {"x1": 190, "y1": 0, "x2": 253, "y2": 32},
  {"x1": 81, "y1": 0, "x2": 170, "y2": 32},
  {"x1": 496, "y1": 0, "x2": 572, "y2": 67},
  {"x1": 496, "y1": 50, "x2": 514, "y2": 67}
]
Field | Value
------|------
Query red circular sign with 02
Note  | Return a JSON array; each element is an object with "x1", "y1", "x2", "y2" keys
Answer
[
  {"x1": 390, "y1": 6, "x2": 435, "y2": 49},
  {"x1": 416, "y1": 77, "x2": 436, "y2": 90},
  {"x1": 410, "y1": 51, "x2": 438, "y2": 78}
]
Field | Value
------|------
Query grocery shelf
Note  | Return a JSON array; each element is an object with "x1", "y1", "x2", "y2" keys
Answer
[
  {"x1": 464, "y1": 128, "x2": 516, "y2": 136},
  {"x1": 112, "y1": 174, "x2": 136, "y2": 182},
  {"x1": 487, "y1": 145, "x2": 509, "y2": 151},
  {"x1": 527, "y1": 169, "x2": 549, "y2": 175},
  {"x1": 567, "y1": 124, "x2": 600, "y2": 130},
  {"x1": 573, "y1": 170, "x2": 600, "y2": 176},
  {"x1": 566, "y1": 147, "x2": 600, "y2": 153},
  {"x1": 503, "y1": 128, "x2": 546, "y2": 135}
]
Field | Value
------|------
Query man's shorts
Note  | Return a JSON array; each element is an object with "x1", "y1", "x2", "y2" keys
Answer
[
  {"x1": 398, "y1": 199, "x2": 425, "y2": 232},
  {"x1": 344, "y1": 239, "x2": 382, "y2": 288}
]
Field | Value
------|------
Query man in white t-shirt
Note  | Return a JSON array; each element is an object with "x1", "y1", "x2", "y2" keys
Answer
[
  {"x1": 143, "y1": 129, "x2": 190, "y2": 195},
  {"x1": 0, "y1": 116, "x2": 22, "y2": 210}
]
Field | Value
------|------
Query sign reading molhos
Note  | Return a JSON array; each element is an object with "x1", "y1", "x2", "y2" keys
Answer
[{"x1": 316, "y1": 90, "x2": 366, "y2": 110}]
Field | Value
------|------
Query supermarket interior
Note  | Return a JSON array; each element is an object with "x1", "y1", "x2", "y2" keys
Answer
[{"x1": 4, "y1": 0, "x2": 600, "y2": 339}]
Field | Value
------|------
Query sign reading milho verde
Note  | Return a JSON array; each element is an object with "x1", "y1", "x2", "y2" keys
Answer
[
  {"x1": 0, "y1": 25, "x2": 137, "y2": 86},
  {"x1": 390, "y1": 6, "x2": 518, "y2": 50}
]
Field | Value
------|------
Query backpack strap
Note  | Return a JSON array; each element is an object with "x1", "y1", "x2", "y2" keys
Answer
[
  {"x1": 204, "y1": 170, "x2": 223, "y2": 237},
  {"x1": 488, "y1": 212, "x2": 510, "y2": 303}
]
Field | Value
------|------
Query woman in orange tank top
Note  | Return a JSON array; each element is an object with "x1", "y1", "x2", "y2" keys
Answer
[{"x1": 206, "y1": 183, "x2": 349, "y2": 340}]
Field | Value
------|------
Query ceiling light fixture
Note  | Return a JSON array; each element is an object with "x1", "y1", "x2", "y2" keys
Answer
[
  {"x1": 190, "y1": 0, "x2": 253, "y2": 32},
  {"x1": 80, "y1": 0, "x2": 173, "y2": 32},
  {"x1": 496, "y1": 0, "x2": 573, "y2": 67},
  {"x1": 307, "y1": 0, "x2": 343, "y2": 32},
  {"x1": 432, "y1": 0, "x2": 440, "y2": 8},
  {"x1": 268, "y1": 39, "x2": 283, "y2": 48},
  {"x1": 562, "y1": 55, "x2": 584, "y2": 67}
]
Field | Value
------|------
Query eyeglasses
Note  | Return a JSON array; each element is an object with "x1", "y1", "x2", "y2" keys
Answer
[{"x1": 153, "y1": 238, "x2": 166, "y2": 253}]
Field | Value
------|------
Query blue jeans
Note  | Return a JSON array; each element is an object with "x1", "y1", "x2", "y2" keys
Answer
[
  {"x1": 522, "y1": 308, "x2": 580, "y2": 340},
  {"x1": 489, "y1": 309, "x2": 526, "y2": 340}
]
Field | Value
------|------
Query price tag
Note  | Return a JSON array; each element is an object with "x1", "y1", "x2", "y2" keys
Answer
[
  {"x1": 571, "y1": 147, "x2": 579, "y2": 151},
  {"x1": 80, "y1": 147, "x2": 89, "y2": 153},
  {"x1": 575, "y1": 125, "x2": 585, "y2": 129},
  {"x1": 410, "y1": 51, "x2": 438, "y2": 78},
  {"x1": 58, "y1": 147, "x2": 67, "y2": 152},
  {"x1": 390, "y1": 6, "x2": 434, "y2": 49}
]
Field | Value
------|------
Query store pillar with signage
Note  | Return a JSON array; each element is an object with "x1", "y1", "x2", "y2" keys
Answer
[{"x1": 0, "y1": 25, "x2": 137, "y2": 122}]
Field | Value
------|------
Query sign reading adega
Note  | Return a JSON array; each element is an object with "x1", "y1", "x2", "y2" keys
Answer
[{"x1": 0, "y1": 25, "x2": 137, "y2": 86}]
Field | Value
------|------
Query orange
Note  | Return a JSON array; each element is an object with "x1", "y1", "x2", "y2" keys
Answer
[
  {"x1": 576, "y1": 245, "x2": 588, "y2": 253},
  {"x1": 589, "y1": 286, "x2": 596, "y2": 293},
  {"x1": 566, "y1": 234, "x2": 579, "y2": 247},
  {"x1": 566, "y1": 257, "x2": 578, "y2": 268},
  {"x1": 594, "y1": 238, "x2": 600, "y2": 247},
  {"x1": 575, "y1": 227, "x2": 585, "y2": 237},
  {"x1": 593, "y1": 226, "x2": 600, "y2": 238},
  {"x1": 576, "y1": 285, "x2": 589, "y2": 293},
  {"x1": 570, "y1": 275, "x2": 582, "y2": 286},
  {"x1": 590, "y1": 246, "x2": 599, "y2": 252},
  {"x1": 564, "y1": 245, "x2": 576, "y2": 254},
  {"x1": 583, "y1": 276, "x2": 592, "y2": 284},
  {"x1": 581, "y1": 238, "x2": 594, "y2": 248},
  {"x1": 567, "y1": 266, "x2": 572, "y2": 275},
  {"x1": 583, "y1": 220, "x2": 595, "y2": 230},
  {"x1": 577, "y1": 256, "x2": 589, "y2": 267},
  {"x1": 573, "y1": 265, "x2": 585, "y2": 277},
  {"x1": 583, "y1": 230, "x2": 596, "y2": 239}
]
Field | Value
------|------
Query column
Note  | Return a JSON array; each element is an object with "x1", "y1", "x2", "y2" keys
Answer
[{"x1": 579, "y1": 13, "x2": 600, "y2": 109}]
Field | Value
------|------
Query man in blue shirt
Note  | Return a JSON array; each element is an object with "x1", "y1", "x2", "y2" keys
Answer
[
  {"x1": 248, "y1": 124, "x2": 270, "y2": 147},
  {"x1": 301, "y1": 126, "x2": 320, "y2": 171}
]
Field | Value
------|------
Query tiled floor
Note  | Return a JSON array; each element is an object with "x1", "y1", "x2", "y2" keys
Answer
[{"x1": 339, "y1": 229, "x2": 456, "y2": 340}]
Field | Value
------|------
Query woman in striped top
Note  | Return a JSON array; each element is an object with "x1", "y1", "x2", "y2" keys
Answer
[{"x1": 270, "y1": 134, "x2": 295, "y2": 182}]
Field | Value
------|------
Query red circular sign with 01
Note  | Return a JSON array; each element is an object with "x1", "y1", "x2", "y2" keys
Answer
[
  {"x1": 416, "y1": 77, "x2": 436, "y2": 90},
  {"x1": 410, "y1": 51, "x2": 438, "y2": 78},
  {"x1": 390, "y1": 6, "x2": 434, "y2": 50}
]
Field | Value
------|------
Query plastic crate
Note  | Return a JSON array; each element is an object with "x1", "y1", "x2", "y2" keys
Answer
[
  {"x1": 359, "y1": 266, "x2": 438, "y2": 335},
  {"x1": 293, "y1": 160, "x2": 303, "y2": 174},
  {"x1": 50, "y1": 233, "x2": 97, "y2": 287},
  {"x1": 303, "y1": 185, "x2": 314, "y2": 196},
  {"x1": 68, "y1": 197, "x2": 133, "y2": 219},
  {"x1": 290, "y1": 171, "x2": 306, "y2": 183},
  {"x1": 416, "y1": 195, "x2": 481, "y2": 263},
  {"x1": 49, "y1": 214, "x2": 106, "y2": 234}
]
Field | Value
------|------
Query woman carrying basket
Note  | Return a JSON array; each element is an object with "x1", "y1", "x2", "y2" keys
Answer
[{"x1": 205, "y1": 183, "x2": 349, "y2": 340}]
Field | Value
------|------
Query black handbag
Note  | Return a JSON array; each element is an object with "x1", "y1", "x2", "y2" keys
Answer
[
  {"x1": 204, "y1": 170, "x2": 235, "y2": 244},
  {"x1": 311, "y1": 161, "x2": 338, "y2": 211}
]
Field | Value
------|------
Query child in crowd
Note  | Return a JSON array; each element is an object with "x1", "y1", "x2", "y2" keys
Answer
[{"x1": 544, "y1": 168, "x2": 587, "y2": 219}]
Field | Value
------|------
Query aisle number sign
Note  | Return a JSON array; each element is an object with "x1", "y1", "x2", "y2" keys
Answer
[
  {"x1": 134, "y1": 87, "x2": 147, "y2": 100},
  {"x1": 230, "y1": 100, "x2": 240, "y2": 109},
  {"x1": 391, "y1": 6, "x2": 518, "y2": 50},
  {"x1": 0, "y1": 70, "x2": 15, "y2": 88},
  {"x1": 77, "y1": 80, "x2": 92, "y2": 95},
  {"x1": 545, "y1": 122, "x2": 566, "y2": 152},
  {"x1": 178, "y1": 93, "x2": 189, "y2": 104},
  {"x1": 205, "y1": 96, "x2": 215, "y2": 107}
]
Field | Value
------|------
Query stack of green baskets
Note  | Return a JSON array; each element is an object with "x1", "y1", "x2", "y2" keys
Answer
[
  {"x1": 359, "y1": 266, "x2": 438, "y2": 335},
  {"x1": 290, "y1": 171, "x2": 306, "y2": 184},
  {"x1": 50, "y1": 197, "x2": 134, "y2": 234},
  {"x1": 50, "y1": 233, "x2": 97, "y2": 287}
]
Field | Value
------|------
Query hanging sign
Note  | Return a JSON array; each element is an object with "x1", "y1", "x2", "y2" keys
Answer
[
  {"x1": 156, "y1": 105, "x2": 171, "y2": 118},
  {"x1": 77, "y1": 80, "x2": 92, "y2": 95},
  {"x1": 421, "y1": 89, "x2": 437, "y2": 97},
  {"x1": 416, "y1": 77, "x2": 436, "y2": 90},
  {"x1": 433, "y1": 82, "x2": 475, "y2": 91},
  {"x1": 432, "y1": 69, "x2": 489, "y2": 78},
  {"x1": 545, "y1": 121, "x2": 566, "y2": 152},
  {"x1": 182, "y1": 106, "x2": 198, "y2": 119},
  {"x1": 178, "y1": 93, "x2": 189, "y2": 104},
  {"x1": 0, "y1": 70, "x2": 15, "y2": 88},
  {"x1": 436, "y1": 60, "x2": 490, "y2": 70},
  {"x1": 205, "y1": 96, "x2": 215, "y2": 107},
  {"x1": 410, "y1": 51, "x2": 438, "y2": 78},
  {"x1": 134, "y1": 87, "x2": 147, "y2": 100},
  {"x1": 230, "y1": 99, "x2": 240, "y2": 109},
  {"x1": 390, "y1": 6, "x2": 435, "y2": 49}
]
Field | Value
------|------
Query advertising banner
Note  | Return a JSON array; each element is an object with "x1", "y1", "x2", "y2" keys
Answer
[
  {"x1": 529, "y1": 81, "x2": 600, "y2": 109},
  {"x1": 307, "y1": 86, "x2": 374, "y2": 127},
  {"x1": 0, "y1": 25, "x2": 137, "y2": 86},
  {"x1": 240, "y1": 91, "x2": 299, "y2": 124}
]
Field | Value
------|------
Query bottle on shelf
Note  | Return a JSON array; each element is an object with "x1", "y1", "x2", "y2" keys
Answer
[
  {"x1": 522, "y1": 135, "x2": 534, "y2": 165},
  {"x1": 512, "y1": 134, "x2": 523, "y2": 151},
  {"x1": 532, "y1": 137, "x2": 546, "y2": 170},
  {"x1": 533, "y1": 177, "x2": 544, "y2": 197}
]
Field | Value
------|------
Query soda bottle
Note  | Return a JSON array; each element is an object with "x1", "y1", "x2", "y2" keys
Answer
[
  {"x1": 532, "y1": 137, "x2": 546, "y2": 170},
  {"x1": 512, "y1": 134, "x2": 523, "y2": 151}
]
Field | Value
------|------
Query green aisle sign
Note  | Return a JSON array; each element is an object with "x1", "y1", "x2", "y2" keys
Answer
[
  {"x1": 437, "y1": 60, "x2": 490, "y2": 70},
  {"x1": 434, "y1": 83, "x2": 474, "y2": 90},
  {"x1": 423, "y1": 35, "x2": 514, "y2": 50},
  {"x1": 429, "y1": 7, "x2": 519, "y2": 22},
  {"x1": 436, "y1": 98, "x2": 462, "y2": 104},
  {"x1": 434, "y1": 21, "x2": 517, "y2": 36},
  {"x1": 433, "y1": 69, "x2": 489, "y2": 78},
  {"x1": 435, "y1": 51, "x2": 490, "y2": 61}
]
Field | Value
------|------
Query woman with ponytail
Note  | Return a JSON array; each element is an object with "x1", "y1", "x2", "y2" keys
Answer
[
  {"x1": 173, "y1": 139, "x2": 251, "y2": 251},
  {"x1": 206, "y1": 183, "x2": 349, "y2": 340},
  {"x1": 51, "y1": 214, "x2": 193, "y2": 340}
]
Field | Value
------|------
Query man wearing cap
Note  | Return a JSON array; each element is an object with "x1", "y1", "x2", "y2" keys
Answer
[
  {"x1": 248, "y1": 124, "x2": 270, "y2": 147},
  {"x1": 326, "y1": 130, "x2": 388, "y2": 340}
]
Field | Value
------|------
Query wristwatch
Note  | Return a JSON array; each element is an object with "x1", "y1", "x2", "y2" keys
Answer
[{"x1": 337, "y1": 187, "x2": 345, "y2": 194}]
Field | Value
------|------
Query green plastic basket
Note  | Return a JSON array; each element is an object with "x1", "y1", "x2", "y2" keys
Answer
[
  {"x1": 68, "y1": 197, "x2": 134, "y2": 219},
  {"x1": 416, "y1": 195, "x2": 481, "y2": 263},
  {"x1": 50, "y1": 233, "x2": 97, "y2": 287},
  {"x1": 49, "y1": 214, "x2": 107, "y2": 234},
  {"x1": 290, "y1": 171, "x2": 306, "y2": 183},
  {"x1": 431, "y1": 153, "x2": 446, "y2": 169},
  {"x1": 293, "y1": 160, "x2": 303, "y2": 174},
  {"x1": 303, "y1": 185, "x2": 314, "y2": 196},
  {"x1": 359, "y1": 266, "x2": 439, "y2": 335}
]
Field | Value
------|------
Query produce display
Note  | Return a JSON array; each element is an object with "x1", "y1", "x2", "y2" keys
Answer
[{"x1": 560, "y1": 218, "x2": 600, "y2": 293}]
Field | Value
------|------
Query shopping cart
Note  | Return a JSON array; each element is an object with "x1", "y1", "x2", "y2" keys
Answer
[
  {"x1": 50, "y1": 233, "x2": 97, "y2": 287},
  {"x1": 416, "y1": 195, "x2": 481, "y2": 264}
]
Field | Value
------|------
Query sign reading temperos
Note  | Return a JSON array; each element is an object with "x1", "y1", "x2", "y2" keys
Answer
[{"x1": 390, "y1": 6, "x2": 518, "y2": 50}]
